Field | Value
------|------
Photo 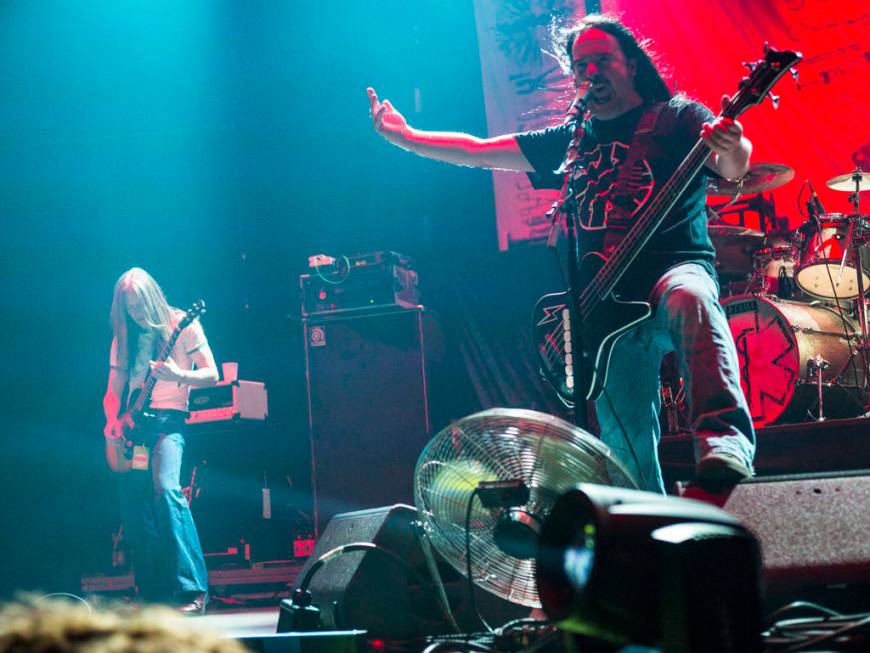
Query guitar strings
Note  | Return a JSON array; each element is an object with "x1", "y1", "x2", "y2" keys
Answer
[
  {"x1": 577, "y1": 139, "x2": 712, "y2": 318},
  {"x1": 575, "y1": 89, "x2": 754, "y2": 317},
  {"x1": 540, "y1": 317, "x2": 566, "y2": 357},
  {"x1": 543, "y1": 69, "x2": 777, "y2": 400},
  {"x1": 130, "y1": 307, "x2": 200, "y2": 412}
]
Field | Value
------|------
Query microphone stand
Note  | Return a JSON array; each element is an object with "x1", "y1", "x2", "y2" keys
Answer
[
  {"x1": 846, "y1": 171, "x2": 870, "y2": 391},
  {"x1": 550, "y1": 96, "x2": 590, "y2": 429},
  {"x1": 545, "y1": 173, "x2": 589, "y2": 429},
  {"x1": 564, "y1": 200, "x2": 589, "y2": 429}
]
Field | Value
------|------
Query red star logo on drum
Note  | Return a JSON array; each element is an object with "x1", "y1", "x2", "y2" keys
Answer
[{"x1": 730, "y1": 309, "x2": 797, "y2": 426}]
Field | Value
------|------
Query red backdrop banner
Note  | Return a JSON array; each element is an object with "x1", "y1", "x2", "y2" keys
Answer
[
  {"x1": 605, "y1": 0, "x2": 870, "y2": 229},
  {"x1": 478, "y1": 0, "x2": 870, "y2": 247}
]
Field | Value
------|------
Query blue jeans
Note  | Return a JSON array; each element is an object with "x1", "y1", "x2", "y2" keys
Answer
[
  {"x1": 595, "y1": 263, "x2": 756, "y2": 493},
  {"x1": 118, "y1": 413, "x2": 208, "y2": 602}
]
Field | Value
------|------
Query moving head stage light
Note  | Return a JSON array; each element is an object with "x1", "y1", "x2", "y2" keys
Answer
[{"x1": 536, "y1": 483, "x2": 763, "y2": 653}]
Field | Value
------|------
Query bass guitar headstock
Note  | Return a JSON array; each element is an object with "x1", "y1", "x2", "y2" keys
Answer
[
  {"x1": 180, "y1": 300, "x2": 206, "y2": 330},
  {"x1": 725, "y1": 45, "x2": 802, "y2": 120}
]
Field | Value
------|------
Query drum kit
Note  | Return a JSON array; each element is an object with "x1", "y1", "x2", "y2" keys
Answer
[{"x1": 671, "y1": 166, "x2": 870, "y2": 430}]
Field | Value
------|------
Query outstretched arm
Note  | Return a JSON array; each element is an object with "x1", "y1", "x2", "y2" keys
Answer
[{"x1": 368, "y1": 87, "x2": 534, "y2": 172}]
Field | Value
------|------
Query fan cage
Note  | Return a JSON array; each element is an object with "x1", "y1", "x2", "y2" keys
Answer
[{"x1": 414, "y1": 408, "x2": 637, "y2": 608}]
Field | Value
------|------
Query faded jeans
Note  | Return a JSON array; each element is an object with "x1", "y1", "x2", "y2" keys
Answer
[
  {"x1": 595, "y1": 263, "x2": 756, "y2": 493},
  {"x1": 118, "y1": 412, "x2": 208, "y2": 602}
]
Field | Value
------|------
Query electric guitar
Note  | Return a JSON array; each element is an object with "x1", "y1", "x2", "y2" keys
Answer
[
  {"x1": 533, "y1": 46, "x2": 801, "y2": 404},
  {"x1": 105, "y1": 300, "x2": 206, "y2": 473}
]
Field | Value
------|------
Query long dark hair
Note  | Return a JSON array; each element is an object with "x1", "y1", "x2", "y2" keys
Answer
[{"x1": 553, "y1": 13, "x2": 672, "y2": 104}]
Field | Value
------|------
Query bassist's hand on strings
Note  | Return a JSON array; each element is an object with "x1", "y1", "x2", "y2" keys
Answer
[{"x1": 150, "y1": 357, "x2": 186, "y2": 384}]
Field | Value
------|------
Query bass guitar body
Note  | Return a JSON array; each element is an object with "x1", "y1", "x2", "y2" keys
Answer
[
  {"x1": 105, "y1": 395, "x2": 147, "y2": 474},
  {"x1": 533, "y1": 252, "x2": 651, "y2": 403},
  {"x1": 105, "y1": 417, "x2": 136, "y2": 474}
]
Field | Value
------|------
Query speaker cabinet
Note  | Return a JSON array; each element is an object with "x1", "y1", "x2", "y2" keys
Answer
[
  {"x1": 285, "y1": 504, "x2": 427, "y2": 639},
  {"x1": 683, "y1": 471, "x2": 870, "y2": 595},
  {"x1": 283, "y1": 504, "x2": 526, "y2": 640},
  {"x1": 303, "y1": 308, "x2": 442, "y2": 534}
]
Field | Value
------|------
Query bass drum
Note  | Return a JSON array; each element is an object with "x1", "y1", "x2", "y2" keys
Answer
[{"x1": 721, "y1": 295, "x2": 866, "y2": 427}]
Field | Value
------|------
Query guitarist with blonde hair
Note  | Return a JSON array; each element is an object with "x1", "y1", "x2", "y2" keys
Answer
[{"x1": 103, "y1": 267, "x2": 218, "y2": 613}]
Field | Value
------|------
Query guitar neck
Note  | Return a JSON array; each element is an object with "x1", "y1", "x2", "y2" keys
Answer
[
  {"x1": 130, "y1": 325, "x2": 185, "y2": 414},
  {"x1": 579, "y1": 136, "x2": 711, "y2": 319}
]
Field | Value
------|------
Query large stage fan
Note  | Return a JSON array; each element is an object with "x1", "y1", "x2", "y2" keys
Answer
[{"x1": 413, "y1": 408, "x2": 637, "y2": 608}]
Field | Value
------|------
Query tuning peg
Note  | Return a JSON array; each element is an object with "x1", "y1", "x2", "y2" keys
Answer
[
  {"x1": 768, "y1": 92, "x2": 780, "y2": 109},
  {"x1": 763, "y1": 42, "x2": 771, "y2": 54},
  {"x1": 741, "y1": 60, "x2": 757, "y2": 73}
]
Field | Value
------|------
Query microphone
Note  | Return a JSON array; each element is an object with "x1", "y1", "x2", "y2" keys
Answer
[
  {"x1": 807, "y1": 179, "x2": 827, "y2": 217},
  {"x1": 563, "y1": 83, "x2": 590, "y2": 124}
]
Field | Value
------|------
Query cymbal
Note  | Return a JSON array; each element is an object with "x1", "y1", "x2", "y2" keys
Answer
[
  {"x1": 826, "y1": 169, "x2": 870, "y2": 192},
  {"x1": 707, "y1": 162, "x2": 795, "y2": 196},
  {"x1": 708, "y1": 224, "x2": 765, "y2": 276}
]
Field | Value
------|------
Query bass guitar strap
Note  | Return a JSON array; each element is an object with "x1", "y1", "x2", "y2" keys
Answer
[{"x1": 605, "y1": 101, "x2": 667, "y2": 239}]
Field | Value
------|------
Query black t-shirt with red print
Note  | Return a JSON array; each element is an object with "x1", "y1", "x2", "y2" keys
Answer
[{"x1": 517, "y1": 96, "x2": 718, "y2": 300}]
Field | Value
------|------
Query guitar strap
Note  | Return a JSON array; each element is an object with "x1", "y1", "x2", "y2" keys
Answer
[{"x1": 605, "y1": 101, "x2": 667, "y2": 243}]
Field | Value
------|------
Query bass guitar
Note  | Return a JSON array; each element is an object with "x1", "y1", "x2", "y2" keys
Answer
[
  {"x1": 105, "y1": 300, "x2": 206, "y2": 473},
  {"x1": 533, "y1": 46, "x2": 801, "y2": 404}
]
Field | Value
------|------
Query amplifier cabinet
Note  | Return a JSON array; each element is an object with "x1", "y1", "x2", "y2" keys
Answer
[
  {"x1": 303, "y1": 308, "x2": 442, "y2": 534},
  {"x1": 186, "y1": 380, "x2": 268, "y2": 424}
]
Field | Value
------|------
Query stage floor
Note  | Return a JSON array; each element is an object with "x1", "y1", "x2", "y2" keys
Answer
[{"x1": 189, "y1": 606, "x2": 279, "y2": 638}]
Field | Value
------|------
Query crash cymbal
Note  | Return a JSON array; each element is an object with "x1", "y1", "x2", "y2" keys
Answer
[
  {"x1": 826, "y1": 169, "x2": 870, "y2": 192},
  {"x1": 708, "y1": 224, "x2": 765, "y2": 276},
  {"x1": 707, "y1": 162, "x2": 795, "y2": 197}
]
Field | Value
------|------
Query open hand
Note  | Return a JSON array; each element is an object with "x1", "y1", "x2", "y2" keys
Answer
[{"x1": 368, "y1": 87, "x2": 408, "y2": 144}]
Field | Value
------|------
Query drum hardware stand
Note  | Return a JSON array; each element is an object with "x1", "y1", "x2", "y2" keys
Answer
[
  {"x1": 661, "y1": 380, "x2": 688, "y2": 435},
  {"x1": 661, "y1": 385, "x2": 679, "y2": 434},
  {"x1": 851, "y1": 230, "x2": 870, "y2": 389},
  {"x1": 836, "y1": 221, "x2": 854, "y2": 287},
  {"x1": 708, "y1": 192, "x2": 778, "y2": 230},
  {"x1": 807, "y1": 354, "x2": 831, "y2": 421},
  {"x1": 844, "y1": 169, "x2": 869, "y2": 390}
]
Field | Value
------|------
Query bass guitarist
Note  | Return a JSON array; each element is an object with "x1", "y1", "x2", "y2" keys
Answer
[
  {"x1": 103, "y1": 267, "x2": 218, "y2": 613},
  {"x1": 367, "y1": 14, "x2": 756, "y2": 493}
]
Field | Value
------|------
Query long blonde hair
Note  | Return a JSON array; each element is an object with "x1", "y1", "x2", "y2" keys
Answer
[
  {"x1": 110, "y1": 268, "x2": 174, "y2": 373},
  {"x1": 0, "y1": 597, "x2": 248, "y2": 653}
]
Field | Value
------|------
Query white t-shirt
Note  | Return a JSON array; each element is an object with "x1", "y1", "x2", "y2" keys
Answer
[{"x1": 110, "y1": 311, "x2": 208, "y2": 411}]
